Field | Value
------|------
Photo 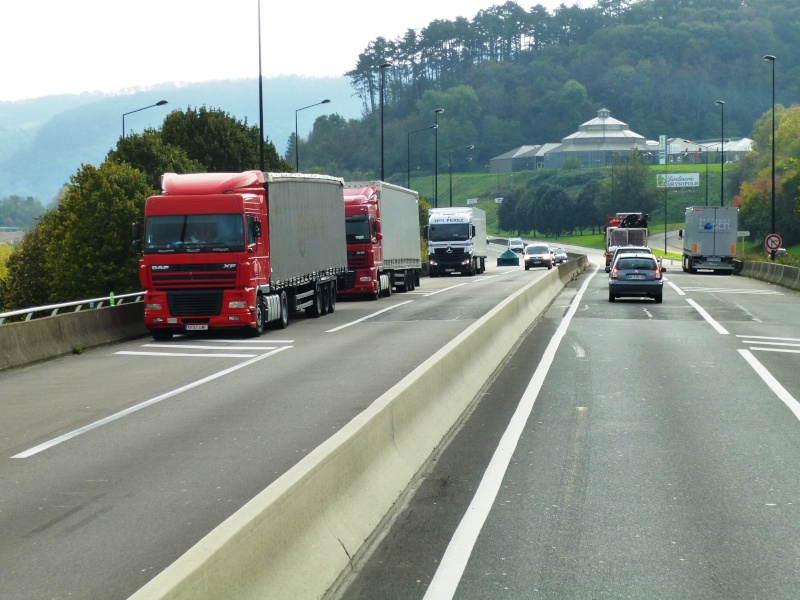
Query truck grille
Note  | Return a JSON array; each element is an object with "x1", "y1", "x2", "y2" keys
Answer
[
  {"x1": 347, "y1": 251, "x2": 367, "y2": 268},
  {"x1": 167, "y1": 290, "x2": 224, "y2": 316},
  {"x1": 151, "y1": 263, "x2": 237, "y2": 289}
]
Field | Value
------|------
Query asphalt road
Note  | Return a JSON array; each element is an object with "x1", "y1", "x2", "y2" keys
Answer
[
  {"x1": 0, "y1": 243, "x2": 547, "y2": 600},
  {"x1": 337, "y1": 253, "x2": 800, "y2": 599}
]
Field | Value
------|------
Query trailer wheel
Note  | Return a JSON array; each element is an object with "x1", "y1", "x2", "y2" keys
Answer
[
  {"x1": 328, "y1": 282, "x2": 336, "y2": 313},
  {"x1": 273, "y1": 291, "x2": 289, "y2": 329},
  {"x1": 321, "y1": 283, "x2": 330, "y2": 315},
  {"x1": 408, "y1": 270, "x2": 416, "y2": 291},
  {"x1": 306, "y1": 285, "x2": 324, "y2": 317}
]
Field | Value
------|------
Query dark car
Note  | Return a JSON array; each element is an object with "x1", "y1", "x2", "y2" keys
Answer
[
  {"x1": 552, "y1": 247, "x2": 568, "y2": 264},
  {"x1": 524, "y1": 243, "x2": 553, "y2": 270},
  {"x1": 609, "y1": 253, "x2": 663, "y2": 303}
]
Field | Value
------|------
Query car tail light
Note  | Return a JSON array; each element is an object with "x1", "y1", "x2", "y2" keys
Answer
[
  {"x1": 610, "y1": 266, "x2": 619, "y2": 280},
  {"x1": 655, "y1": 266, "x2": 662, "y2": 280}
]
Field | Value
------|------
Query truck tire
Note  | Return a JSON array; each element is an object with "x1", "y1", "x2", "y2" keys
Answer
[
  {"x1": 151, "y1": 329, "x2": 174, "y2": 341},
  {"x1": 328, "y1": 283, "x2": 336, "y2": 313},
  {"x1": 408, "y1": 270, "x2": 416, "y2": 291},
  {"x1": 382, "y1": 277, "x2": 392, "y2": 297},
  {"x1": 272, "y1": 291, "x2": 289, "y2": 329},
  {"x1": 251, "y1": 293, "x2": 266, "y2": 336},
  {"x1": 306, "y1": 285, "x2": 324, "y2": 317},
  {"x1": 320, "y1": 282, "x2": 330, "y2": 315}
]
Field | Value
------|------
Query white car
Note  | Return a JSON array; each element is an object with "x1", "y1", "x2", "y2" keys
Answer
[{"x1": 508, "y1": 237, "x2": 524, "y2": 253}]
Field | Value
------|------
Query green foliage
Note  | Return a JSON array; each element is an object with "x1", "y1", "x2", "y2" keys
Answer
[
  {"x1": 108, "y1": 130, "x2": 204, "y2": 191},
  {"x1": 0, "y1": 216, "x2": 52, "y2": 309},
  {"x1": 0, "y1": 195, "x2": 45, "y2": 228}
]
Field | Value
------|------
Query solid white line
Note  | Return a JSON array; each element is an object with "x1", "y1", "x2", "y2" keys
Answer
[
  {"x1": 738, "y1": 349, "x2": 800, "y2": 421},
  {"x1": 423, "y1": 283, "x2": 470, "y2": 296},
  {"x1": 12, "y1": 347, "x2": 291, "y2": 459},
  {"x1": 736, "y1": 335, "x2": 800, "y2": 342},
  {"x1": 667, "y1": 281, "x2": 686, "y2": 295},
  {"x1": 116, "y1": 351, "x2": 257, "y2": 358},
  {"x1": 740, "y1": 341, "x2": 800, "y2": 348},
  {"x1": 325, "y1": 301, "x2": 414, "y2": 332},
  {"x1": 143, "y1": 344, "x2": 278, "y2": 350},
  {"x1": 199, "y1": 339, "x2": 295, "y2": 344},
  {"x1": 423, "y1": 267, "x2": 599, "y2": 600},
  {"x1": 686, "y1": 298, "x2": 729, "y2": 335},
  {"x1": 750, "y1": 347, "x2": 800, "y2": 354}
]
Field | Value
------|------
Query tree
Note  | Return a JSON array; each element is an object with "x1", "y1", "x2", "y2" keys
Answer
[
  {"x1": 0, "y1": 216, "x2": 53, "y2": 310},
  {"x1": 43, "y1": 161, "x2": 152, "y2": 302},
  {"x1": 108, "y1": 130, "x2": 204, "y2": 191},
  {"x1": 0, "y1": 195, "x2": 45, "y2": 229}
]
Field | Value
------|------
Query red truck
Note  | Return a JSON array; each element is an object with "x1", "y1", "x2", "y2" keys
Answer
[
  {"x1": 133, "y1": 170, "x2": 347, "y2": 339},
  {"x1": 337, "y1": 181, "x2": 421, "y2": 299}
]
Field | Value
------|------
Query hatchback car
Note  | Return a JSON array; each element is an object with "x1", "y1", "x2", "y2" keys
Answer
[
  {"x1": 609, "y1": 253, "x2": 663, "y2": 303},
  {"x1": 524, "y1": 243, "x2": 553, "y2": 270},
  {"x1": 552, "y1": 247, "x2": 568, "y2": 264},
  {"x1": 606, "y1": 245, "x2": 654, "y2": 273},
  {"x1": 508, "y1": 237, "x2": 524, "y2": 253}
]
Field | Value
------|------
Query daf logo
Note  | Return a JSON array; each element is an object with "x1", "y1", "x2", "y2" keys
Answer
[{"x1": 151, "y1": 265, "x2": 170, "y2": 271}]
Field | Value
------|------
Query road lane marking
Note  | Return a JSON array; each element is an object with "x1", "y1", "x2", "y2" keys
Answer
[
  {"x1": 423, "y1": 267, "x2": 598, "y2": 600},
  {"x1": 667, "y1": 281, "x2": 686, "y2": 295},
  {"x1": 739, "y1": 349, "x2": 800, "y2": 421},
  {"x1": 116, "y1": 351, "x2": 258, "y2": 358},
  {"x1": 422, "y1": 283, "x2": 470, "y2": 296},
  {"x1": 686, "y1": 298, "x2": 729, "y2": 335},
  {"x1": 11, "y1": 347, "x2": 291, "y2": 459},
  {"x1": 325, "y1": 301, "x2": 414, "y2": 332}
]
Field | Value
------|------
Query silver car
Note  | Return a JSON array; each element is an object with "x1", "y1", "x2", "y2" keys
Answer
[
  {"x1": 508, "y1": 237, "x2": 524, "y2": 253},
  {"x1": 609, "y1": 253, "x2": 663, "y2": 303}
]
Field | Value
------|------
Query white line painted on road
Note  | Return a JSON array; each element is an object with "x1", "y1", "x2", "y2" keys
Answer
[
  {"x1": 325, "y1": 301, "x2": 414, "y2": 332},
  {"x1": 739, "y1": 349, "x2": 800, "y2": 421},
  {"x1": 667, "y1": 281, "x2": 686, "y2": 295},
  {"x1": 423, "y1": 267, "x2": 599, "y2": 600},
  {"x1": 11, "y1": 347, "x2": 291, "y2": 459},
  {"x1": 143, "y1": 344, "x2": 278, "y2": 350},
  {"x1": 422, "y1": 283, "x2": 470, "y2": 296},
  {"x1": 737, "y1": 335, "x2": 800, "y2": 342},
  {"x1": 116, "y1": 351, "x2": 258, "y2": 358},
  {"x1": 686, "y1": 298, "x2": 729, "y2": 335}
]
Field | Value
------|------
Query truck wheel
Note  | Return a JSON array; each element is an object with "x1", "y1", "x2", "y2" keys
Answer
[
  {"x1": 383, "y1": 277, "x2": 392, "y2": 297},
  {"x1": 152, "y1": 329, "x2": 173, "y2": 341},
  {"x1": 408, "y1": 271, "x2": 416, "y2": 291},
  {"x1": 306, "y1": 285, "x2": 324, "y2": 317},
  {"x1": 273, "y1": 291, "x2": 289, "y2": 329},
  {"x1": 250, "y1": 293, "x2": 266, "y2": 337}
]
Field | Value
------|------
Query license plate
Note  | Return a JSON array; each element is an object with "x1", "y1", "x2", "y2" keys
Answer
[
  {"x1": 628, "y1": 274, "x2": 645, "y2": 280},
  {"x1": 185, "y1": 324, "x2": 208, "y2": 331},
  {"x1": 708, "y1": 257, "x2": 720, "y2": 262}
]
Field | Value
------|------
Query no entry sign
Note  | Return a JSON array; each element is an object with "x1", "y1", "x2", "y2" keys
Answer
[{"x1": 765, "y1": 233, "x2": 782, "y2": 251}]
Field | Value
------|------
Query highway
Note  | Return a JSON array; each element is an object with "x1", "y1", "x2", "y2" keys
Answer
[
  {"x1": 337, "y1": 249, "x2": 800, "y2": 599},
  {"x1": 0, "y1": 243, "x2": 542, "y2": 600}
]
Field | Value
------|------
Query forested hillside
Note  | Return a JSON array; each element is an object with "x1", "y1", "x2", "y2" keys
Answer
[{"x1": 296, "y1": 0, "x2": 800, "y2": 183}]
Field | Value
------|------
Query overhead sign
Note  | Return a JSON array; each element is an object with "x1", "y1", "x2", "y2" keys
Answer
[
  {"x1": 656, "y1": 173, "x2": 700, "y2": 188},
  {"x1": 765, "y1": 233, "x2": 782, "y2": 251}
]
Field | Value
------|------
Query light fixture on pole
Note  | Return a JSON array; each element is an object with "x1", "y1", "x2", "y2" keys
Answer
[
  {"x1": 122, "y1": 100, "x2": 168, "y2": 137},
  {"x1": 294, "y1": 99, "x2": 331, "y2": 172},
  {"x1": 407, "y1": 125, "x2": 436, "y2": 189},
  {"x1": 763, "y1": 54, "x2": 777, "y2": 258},
  {"x1": 715, "y1": 100, "x2": 725, "y2": 206},
  {"x1": 433, "y1": 108, "x2": 444, "y2": 207},
  {"x1": 448, "y1": 145, "x2": 475, "y2": 207},
  {"x1": 379, "y1": 62, "x2": 392, "y2": 181}
]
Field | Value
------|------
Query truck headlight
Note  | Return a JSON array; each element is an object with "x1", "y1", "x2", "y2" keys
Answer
[
  {"x1": 146, "y1": 302, "x2": 162, "y2": 310},
  {"x1": 228, "y1": 300, "x2": 248, "y2": 309}
]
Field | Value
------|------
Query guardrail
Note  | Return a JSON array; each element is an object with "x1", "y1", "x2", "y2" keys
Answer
[{"x1": 0, "y1": 292, "x2": 144, "y2": 325}]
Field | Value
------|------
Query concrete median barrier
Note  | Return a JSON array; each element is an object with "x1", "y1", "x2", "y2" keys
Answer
[
  {"x1": 128, "y1": 257, "x2": 588, "y2": 600},
  {"x1": 0, "y1": 302, "x2": 147, "y2": 372}
]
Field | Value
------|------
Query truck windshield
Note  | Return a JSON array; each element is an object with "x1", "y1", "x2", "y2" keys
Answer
[
  {"x1": 345, "y1": 216, "x2": 371, "y2": 243},
  {"x1": 428, "y1": 223, "x2": 470, "y2": 242},
  {"x1": 144, "y1": 214, "x2": 245, "y2": 253}
]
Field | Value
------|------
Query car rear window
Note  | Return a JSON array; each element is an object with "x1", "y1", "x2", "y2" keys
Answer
[{"x1": 617, "y1": 257, "x2": 656, "y2": 270}]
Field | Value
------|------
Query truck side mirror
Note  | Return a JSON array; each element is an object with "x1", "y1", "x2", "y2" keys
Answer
[
  {"x1": 131, "y1": 219, "x2": 142, "y2": 251},
  {"x1": 423, "y1": 225, "x2": 429, "y2": 239},
  {"x1": 471, "y1": 225, "x2": 476, "y2": 236}
]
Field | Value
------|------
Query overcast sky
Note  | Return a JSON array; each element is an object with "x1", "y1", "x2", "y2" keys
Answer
[{"x1": 1, "y1": 0, "x2": 592, "y2": 102}]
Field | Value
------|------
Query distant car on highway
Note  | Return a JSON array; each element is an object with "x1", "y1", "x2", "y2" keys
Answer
[
  {"x1": 606, "y1": 245, "x2": 660, "y2": 273},
  {"x1": 552, "y1": 247, "x2": 568, "y2": 264},
  {"x1": 523, "y1": 243, "x2": 553, "y2": 270},
  {"x1": 508, "y1": 237, "x2": 524, "y2": 253},
  {"x1": 609, "y1": 253, "x2": 663, "y2": 303}
]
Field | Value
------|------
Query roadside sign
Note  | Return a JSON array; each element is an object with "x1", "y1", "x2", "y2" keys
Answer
[
  {"x1": 737, "y1": 231, "x2": 750, "y2": 237},
  {"x1": 765, "y1": 233, "x2": 782, "y2": 251}
]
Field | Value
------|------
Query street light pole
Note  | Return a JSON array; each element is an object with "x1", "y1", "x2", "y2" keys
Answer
[
  {"x1": 379, "y1": 62, "x2": 392, "y2": 181},
  {"x1": 433, "y1": 108, "x2": 444, "y2": 208},
  {"x1": 407, "y1": 125, "x2": 436, "y2": 189},
  {"x1": 721, "y1": 105, "x2": 725, "y2": 207},
  {"x1": 448, "y1": 145, "x2": 475, "y2": 207},
  {"x1": 122, "y1": 100, "x2": 168, "y2": 137},
  {"x1": 294, "y1": 99, "x2": 331, "y2": 172},
  {"x1": 763, "y1": 54, "x2": 777, "y2": 258}
]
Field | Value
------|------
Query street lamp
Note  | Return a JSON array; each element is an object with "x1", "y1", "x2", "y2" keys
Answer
[
  {"x1": 448, "y1": 145, "x2": 475, "y2": 207},
  {"x1": 763, "y1": 54, "x2": 777, "y2": 258},
  {"x1": 379, "y1": 62, "x2": 392, "y2": 181},
  {"x1": 122, "y1": 100, "x2": 168, "y2": 137},
  {"x1": 294, "y1": 99, "x2": 331, "y2": 172},
  {"x1": 407, "y1": 125, "x2": 436, "y2": 188},
  {"x1": 433, "y1": 108, "x2": 444, "y2": 207},
  {"x1": 715, "y1": 100, "x2": 725, "y2": 206}
]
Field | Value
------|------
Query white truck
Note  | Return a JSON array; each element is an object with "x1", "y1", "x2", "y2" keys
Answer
[
  {"x1": 682, "y1": 206, "x2": 738, "y2": 274},
  {"x1": 338, "y1": 181, "x2": 422, "y2": 298},
  {"x1": 426, "y1": 207, "x2": 488, "y2": 277}
]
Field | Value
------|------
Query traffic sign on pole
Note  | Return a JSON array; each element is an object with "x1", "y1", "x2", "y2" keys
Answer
[{"x1": 765, "y1": 233, "x2": 782, "y2": 251}]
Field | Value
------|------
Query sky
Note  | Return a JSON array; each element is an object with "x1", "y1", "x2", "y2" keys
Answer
[{"x1": 0, "y1": 0, "x2": 592, "y2": 102}]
